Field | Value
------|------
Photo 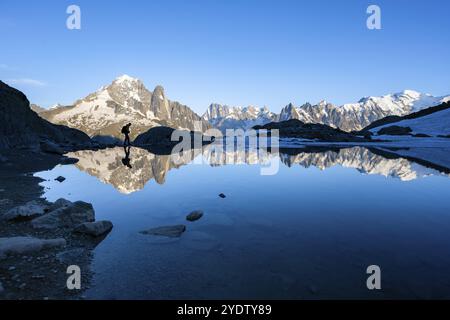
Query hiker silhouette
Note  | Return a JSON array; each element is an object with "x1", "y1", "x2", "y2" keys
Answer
[
  {"x1": 122, "y1": 146, "x2": 132, "y2": 169},
  {"x1": 121, "y1": 123, "x2": 132, "y2": 147}
]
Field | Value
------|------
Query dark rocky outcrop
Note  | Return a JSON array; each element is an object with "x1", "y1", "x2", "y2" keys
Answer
[
  {"x1": 377, "y1": 126, "x2": 412, "y2": 136},
  {"x1": 361, "y1": 101, "x2": 450, "y2": 132},
  {"x1": 134, "y1": 126, "x2": 214, "y2": 154},
  {"x1": 0, "y1": 81, "x2": 91, "y2": 150}
]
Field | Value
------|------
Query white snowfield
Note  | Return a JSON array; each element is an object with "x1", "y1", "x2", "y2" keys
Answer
[{"x1": 370, "y1": 107, "x2": 450, "y2": 137}]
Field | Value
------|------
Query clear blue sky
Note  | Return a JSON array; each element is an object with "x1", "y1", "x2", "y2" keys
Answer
[{"x1": 0, "y1": 0, "x2": 449, "y2": 114}]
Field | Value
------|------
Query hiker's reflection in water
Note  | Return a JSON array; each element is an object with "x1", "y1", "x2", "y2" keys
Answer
[{"x1": 122, "y1": 146, "x2": 132, "y2": 169}]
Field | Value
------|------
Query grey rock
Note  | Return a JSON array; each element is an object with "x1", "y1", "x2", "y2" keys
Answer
[
  {"x1": 1, "y1": 201, "x2": 49, "y2": 221},
  {"x1": 140, "y1": 225, "x2": 186, "y2": 238},
  {"x1": 73, "y1": 220, "x2": 113, "y2": 237},
  {"x1": 0, "y1": 237, "x2": 66, "y2": 259},
  {"x1": 186, "y1": 210, "x2": 204, "y2": 222},
  {"x1": 55, "y1": 176, "x2": 66, "y2": 183},
  {"x1": 31, "y1": 200, "x2": 95, "y2": 229},
  {"x1": 48, "y1": 198, "x2": 72, "y2": 211}
]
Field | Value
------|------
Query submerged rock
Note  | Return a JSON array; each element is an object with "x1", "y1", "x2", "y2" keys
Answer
[
  {"x1": 1, "y1": 201, "x2": 49, "y2": 221},
  {"x1": 73, "y1": 221, "x2": 113, "y2": 237},
  {"x1": 55, "y1": 176, "x2": 66, "y2": 183},
  {"x1": 0, "y1": 237, "x2": 66, "y2": 260},
  {"x1": 140, "y1": 225, "x2": 186, "y2": 238},
  {"x1": 219, "y1": 193, "x2": 226, "y2": 198},
  {"x1": 31, "y1": 200, "x2": 95, "y2": 229},
  {"x1": 186, "y1": 210, "x2": 204, "y2": 222}
]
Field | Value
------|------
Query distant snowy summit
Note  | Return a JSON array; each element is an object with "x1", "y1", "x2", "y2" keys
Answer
[
  {"x1": 38, "y1": 75, "x2": 210, "y2": 140},
  {"x1": 202, "y1": 104, "x2": 277, "y2": 132},
  {"x1": 204, "y1": 90, "x2": 450, "y2": 132}
]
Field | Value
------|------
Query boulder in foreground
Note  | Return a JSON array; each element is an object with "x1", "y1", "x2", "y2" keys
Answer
[
  {"x1": 31, "y1": 200, "x2": 95, "y2": 229},
  {"x1": 1, "y1": 201, "x2": 49, "y2": 221},
  {"x1": 0, "y1": 237, "x2": 66, "y2": 260}
]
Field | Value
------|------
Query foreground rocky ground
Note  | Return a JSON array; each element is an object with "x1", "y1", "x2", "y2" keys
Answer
[{"x1": 0, "y1": 149, "x2": 112, "y2": 300}]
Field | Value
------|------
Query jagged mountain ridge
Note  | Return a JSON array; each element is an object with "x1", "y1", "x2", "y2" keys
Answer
[
  {"x1": 39, "y1": 75, "x2": 210, "y2": 140},
  {"x1": 202, "y1": 104, "x2": 277, "y2": 133},
  {"x1": 204, "y1": 90, "x2": 450, "y2": 132}
]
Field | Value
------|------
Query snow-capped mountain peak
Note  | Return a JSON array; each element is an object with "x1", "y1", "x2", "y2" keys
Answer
[
  {"x1": 115, "y1": 74, "x2": 139, "y2": 83},
  {"x1": 202, "y1": 103, "x2": 277, "y2": 132},
  {"x1": 37, "y1": 76, "x2": 209, "y2": 139}
]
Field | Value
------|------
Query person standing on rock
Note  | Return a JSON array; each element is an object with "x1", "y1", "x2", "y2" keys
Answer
[{"x1": 121, "y1": 123, "x2": 132, "y2": 146}]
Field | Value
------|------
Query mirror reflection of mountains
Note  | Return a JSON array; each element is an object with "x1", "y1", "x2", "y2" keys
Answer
[{"x1": 66, "y1": 146, "x2": 448, "y2": 194}]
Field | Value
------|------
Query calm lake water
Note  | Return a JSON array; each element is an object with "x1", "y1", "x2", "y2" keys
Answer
[{"x1": 35, "y1": 145, "x2": 450, "y2": 299}]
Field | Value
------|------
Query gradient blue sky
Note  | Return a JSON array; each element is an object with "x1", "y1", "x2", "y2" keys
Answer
[{"x1": 0, "y1": 0, "x2": 449, "y2": 114}]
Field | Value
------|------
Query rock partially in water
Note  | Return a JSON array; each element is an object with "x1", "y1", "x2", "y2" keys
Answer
[
  {"x1": 31, "y1": 200, "x2": 95, "y2": 230},
  {"x1": 219, "y1": 193, "x2": 226, "y2": 198},
  {"x1": 186, "y1": 210, "x2": 204, "y2": 222},
  {"x1": 40, "y1": 141, "x2": 64, "y2": 155},
  {"x1": 0, "y1": 237, "x2": 66, "y2": 260},
  {"x1": 55, "y1": 176, "x2": 66, "y2": 183},
  {"x1": 1, "y1": 201, "x2": 49, "y2": 221},
  {"x1": 140, "y1": 225, "x2": 186, "y2": 238},
  {"x1": 73, "y1": 221, "x2": 113, "y2": 237}
]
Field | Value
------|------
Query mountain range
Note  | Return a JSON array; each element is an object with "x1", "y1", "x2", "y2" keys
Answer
[
  {"x1": 205, "y1": 90, "x2": 450, "y2": 132},
  {"x1": 31, "y1": 75, "x2": 450, "y2": 136}
]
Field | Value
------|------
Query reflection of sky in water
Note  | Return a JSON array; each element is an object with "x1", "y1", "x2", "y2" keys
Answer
[{"x1": 35, "y1": 147, "x2": 450, "y2": 299}]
